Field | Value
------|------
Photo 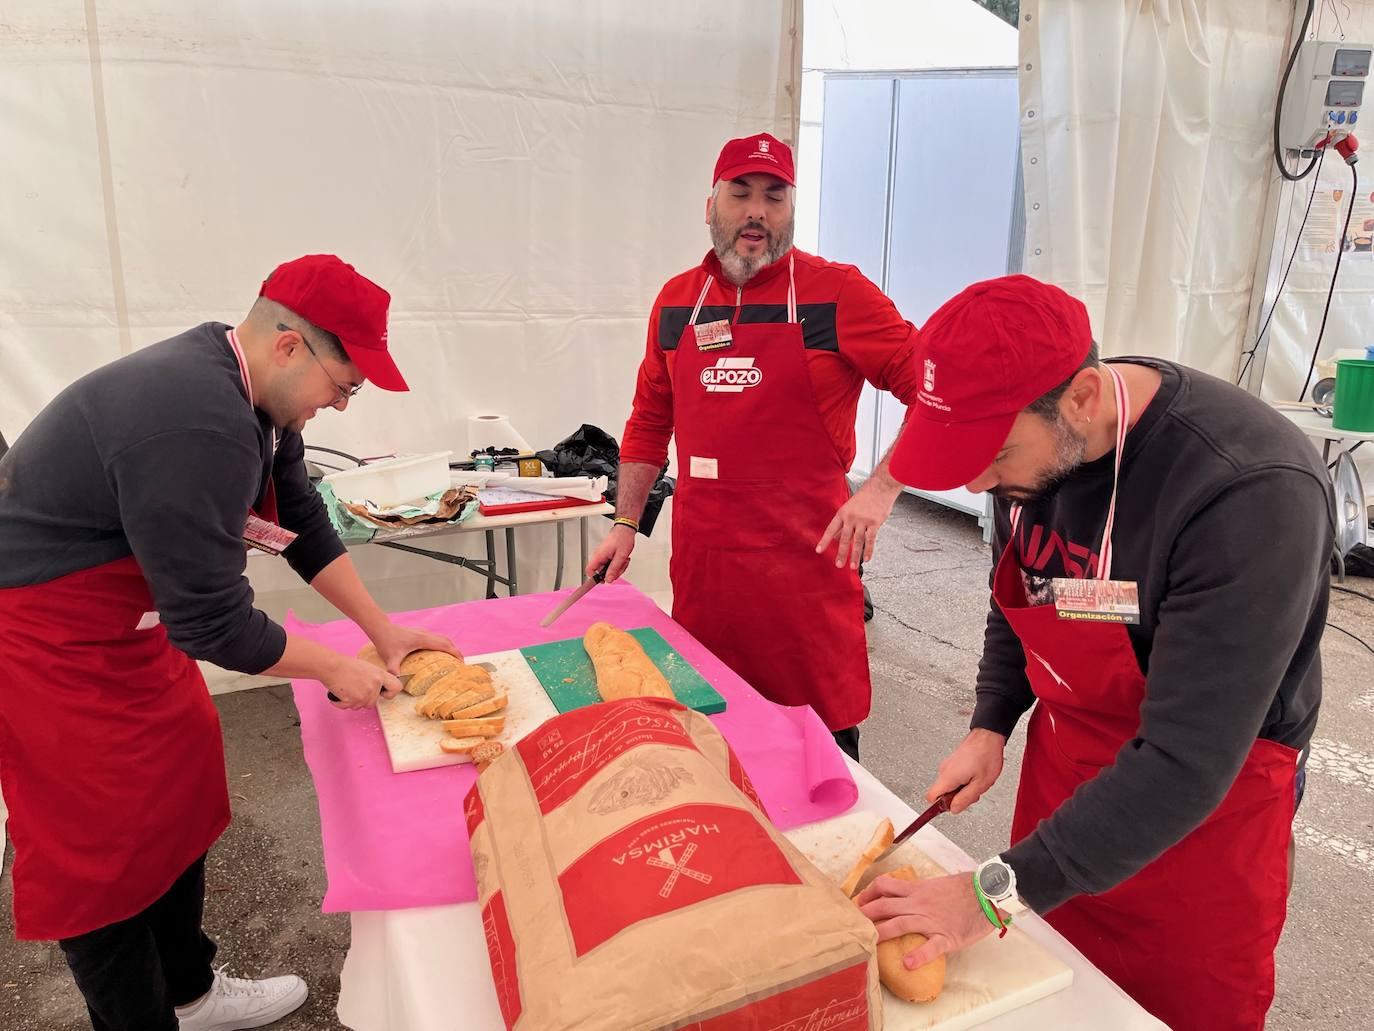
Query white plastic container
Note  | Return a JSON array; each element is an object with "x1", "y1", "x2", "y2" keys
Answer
[{"x1": 322, "y1": 452, "x2": 453, "y2": 507}]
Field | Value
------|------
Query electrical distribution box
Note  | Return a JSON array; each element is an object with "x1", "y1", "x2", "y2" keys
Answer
[{"x1": 1280, "y1": 41, "x2": 1373, "y2": 152}]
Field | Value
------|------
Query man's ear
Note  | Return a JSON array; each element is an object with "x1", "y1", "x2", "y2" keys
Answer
[{"x1": 704, "y1": 194, "x2": 713, "y2": 226}]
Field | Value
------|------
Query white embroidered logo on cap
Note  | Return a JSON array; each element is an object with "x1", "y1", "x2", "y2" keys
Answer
[
  {"x1": 758, "y1": 138, "x2": 770, "y2": 152},
  {"x1": 701, "y1": 356, "x2": 763, "y2": 393},
  {"x1": 923, "y1": 358, "x2": 936, "y2": 392}
]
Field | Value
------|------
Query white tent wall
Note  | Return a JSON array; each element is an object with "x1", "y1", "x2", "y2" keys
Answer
[{"x1": 0, "y1": 2, "x2": 802, "y2": 691}]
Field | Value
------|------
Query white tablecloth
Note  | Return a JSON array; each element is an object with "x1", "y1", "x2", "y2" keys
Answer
[{"x1": 335, "y1": 758, "x2": 1164, "y2": 1030}]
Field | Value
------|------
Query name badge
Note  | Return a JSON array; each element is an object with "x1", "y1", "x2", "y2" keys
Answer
[
  {"x1": 694, "y1": 319, "x2": 733, "y2": 351},
  {"x1": 689, "y1": 456, "x2": 719, "y2": 479},
  {"x1": 1051, "y1": 577, "x2": 1140, "y2": 624},
  {"x1": 244, "y1": 514, "x2": 299, "y2": 555}
]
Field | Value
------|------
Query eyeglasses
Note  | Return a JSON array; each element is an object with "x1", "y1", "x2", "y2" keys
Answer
[{"x1": 278, "y1": 322, "x2": 362, "y2": 408}]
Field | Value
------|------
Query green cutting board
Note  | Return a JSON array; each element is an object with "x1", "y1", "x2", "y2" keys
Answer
[{"x1": 520, "y1": 627, "x2": 726, "y2": 715}]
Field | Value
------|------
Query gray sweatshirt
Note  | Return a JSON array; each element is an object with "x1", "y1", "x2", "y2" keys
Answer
[
  {"x1": 978, "y1": 359, "x2": 1333, "y2": 912},
  {"x1": 0, "y1": 322, "x2": 345, "y2": 673}
]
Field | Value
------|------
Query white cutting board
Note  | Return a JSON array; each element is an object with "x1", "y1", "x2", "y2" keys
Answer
[
  {"x1": 786, "y1": 810, "x2": 1072, "y2": 1031},
  {"x1": 376, "y1": 649, "x2": 556, "y2": 774}
]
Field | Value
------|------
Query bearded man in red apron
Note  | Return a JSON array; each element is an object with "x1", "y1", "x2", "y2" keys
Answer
[
  {"x1": 0, "y1": 255, "x2": 458, "y2": 1031},
  {"x1": 856, "y1": 276, "x2": 1333, "y2": 1030},
  {"x1": 587, "y1": 133, "x2": 923, "y2": 759}
]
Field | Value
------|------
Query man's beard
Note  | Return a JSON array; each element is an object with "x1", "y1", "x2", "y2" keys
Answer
[
  {"x1": 710, "y1": 209, "x2": 794, "y2": 286},
  {"x1": 992, "y1": 416, "x2": 1087, "y2": 505}
]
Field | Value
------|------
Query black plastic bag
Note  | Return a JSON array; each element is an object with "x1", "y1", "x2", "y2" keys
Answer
[{"x1": 537, "y1": 424, "x2": 675, "y2": 536}]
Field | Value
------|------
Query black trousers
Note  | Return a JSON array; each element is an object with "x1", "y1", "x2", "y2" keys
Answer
[
  {"x1": 832, "y1": 725, "x2": 861, "y2": 762},
  {"x1": 58, "y1": 854, "x2": 217, "y2": 1031}
]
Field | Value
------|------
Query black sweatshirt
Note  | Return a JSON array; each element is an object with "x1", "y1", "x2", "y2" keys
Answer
[
  {"x1": 977, "y1": 359, "x2": 1333, "y2": 913},
  {"x1": 0, "y1": 323, "x2": 345, "y2": 673}
]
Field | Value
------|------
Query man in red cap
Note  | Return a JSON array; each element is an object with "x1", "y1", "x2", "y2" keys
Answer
[
  {"x1": 856, "y1": 274, "x2": 1333, "y2": 1030},
  {"x1": 0, "y1": 255, "x2": 456, "y2": 1031},
  {"x1": 587, "y1": 132, "x2": 923, "y2": 759}
]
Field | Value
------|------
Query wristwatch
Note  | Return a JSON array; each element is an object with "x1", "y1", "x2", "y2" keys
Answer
[{"x1": 974, "y1": 856, "x2": 1023, "y2": 912}]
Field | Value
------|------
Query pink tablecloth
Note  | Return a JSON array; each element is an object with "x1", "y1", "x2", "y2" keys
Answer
[{"x1": 288, "y1": 582, "x2": 858, "y2": 913}]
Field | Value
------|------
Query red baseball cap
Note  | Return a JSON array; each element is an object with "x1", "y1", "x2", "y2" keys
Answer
[
  {"x1": 260, "y1": 254, "x2": 407, "y2": 392},
  {"x1": 713, "y1": 132, "x2": 796, "y2": 187},
  {"x1": 890, "y1": 275, "x2": 1094, "y2": 491}
]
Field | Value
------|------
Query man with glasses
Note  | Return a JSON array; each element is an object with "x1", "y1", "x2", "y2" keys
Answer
[{"x1": 0, "y1": 254, "x2": 457, "y2": 1031}]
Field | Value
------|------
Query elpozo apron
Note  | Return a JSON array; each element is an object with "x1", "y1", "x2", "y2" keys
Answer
[
  {"x1": 998, "y1": 366, "x2": 1296, "y2": 1030},
  {"x1": 0, "y1": 329, "x2": 280, "y2": 939},
  {"x1": 669, "y1": 255, "x2": 871, "y2": 730}
]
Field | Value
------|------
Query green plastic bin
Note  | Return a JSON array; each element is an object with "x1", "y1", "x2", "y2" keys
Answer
[{"x1": 1333, "y1": 359, "x2": 1374, "y2": 432}]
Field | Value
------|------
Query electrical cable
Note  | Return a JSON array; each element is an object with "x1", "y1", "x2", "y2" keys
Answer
[
  {"x1": 1327, "y1": 441, "x2": 1364, "y2": 468},
  {"x1": 1274, "y1": 0, "x2": 1322, "y2": 182},
  {"x1": 304, "y1": 445, "x2": 364, "y2": 466},
  {"x1": 1236, "y1": 146, "x2": 1327, "y2": 386},
  {"x1": 1298, "y1": 160, "x2": 1359, "y2": 401},
  {"x1": 1332, "y1": 584, "x2": 1374, "y2": 604},
  {"x1": 1326, "y1": 621, "x2": 1374, "y2": 657}
]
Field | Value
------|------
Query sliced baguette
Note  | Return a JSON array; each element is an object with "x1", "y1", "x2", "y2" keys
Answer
[
  {"x1": 400, "y1": 648, "x2": 462, "y2": 675},
  {"x1": 432, "y1": 686, "x2": 498, "y2": 719},
  {"x1": 441, "y1": 716, "x2": 505, "y2": 738},
  {"x1": 839, "y1": 817, "x2": 895, "y2": 897}
]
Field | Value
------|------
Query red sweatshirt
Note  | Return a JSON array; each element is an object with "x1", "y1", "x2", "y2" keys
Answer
[{"x1": 620, "y1": 249, "x2": 921, "y2": 471}]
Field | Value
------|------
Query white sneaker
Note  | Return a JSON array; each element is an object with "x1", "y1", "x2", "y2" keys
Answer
[{"x1": 176, "y1": 967, "x2": 308, "y2": 1030}]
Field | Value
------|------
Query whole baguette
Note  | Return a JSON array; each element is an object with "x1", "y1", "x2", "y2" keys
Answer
[
  {"x1": 874, "y1": 866, "x2": 946, "y2": 1003},
  {"x1": 582, "y1": 622, "x2": 675, "y2": 702}
]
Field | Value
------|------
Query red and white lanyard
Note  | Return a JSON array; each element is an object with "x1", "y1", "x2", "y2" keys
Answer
[
  {"x1": 688, "y1": 252, "x2": 798, "y2": 325},
  {"x1": 227, "y1": 328, "x2": 278, "y2": 455},
  {"x1": 1011, "y1": 364, "x2": 1130, "y2": 581}
]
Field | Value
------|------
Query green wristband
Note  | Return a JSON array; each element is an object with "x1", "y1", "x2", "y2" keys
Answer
[{"x1": 972, "y1": 875, "x2": 1012, "y2": 933}]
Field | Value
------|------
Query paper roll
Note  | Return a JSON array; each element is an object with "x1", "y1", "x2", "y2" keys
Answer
[{"x1": 467, "y1": 414, "x2": 533, "y2": 456}]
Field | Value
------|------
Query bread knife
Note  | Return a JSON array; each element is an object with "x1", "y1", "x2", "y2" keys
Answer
[
  {"x1": 328, "y1": 671, "x2": 412, "y2": 703},
  {"x1": 538, "y1": 564, "x2": 608, "y2": 628},
  {"x1": 871, "y1": 788, "x2": 961, "y2": 865}
]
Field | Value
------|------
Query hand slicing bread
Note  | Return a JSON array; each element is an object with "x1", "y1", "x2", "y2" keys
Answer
[
  {"x1": 357, "y1": 644, "x2": 510, "y2": 768},
  {"x1": 582, "y1": 622, "x2": 676, "y2": 702},
  {"x1": 838, "y1": 817, "x2": 947, "y2": 1004}
]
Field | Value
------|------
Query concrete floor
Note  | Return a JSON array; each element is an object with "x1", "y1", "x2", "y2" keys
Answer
[{"x1": 3, "y1": 492, "x2": 1373, "y2": 1030}]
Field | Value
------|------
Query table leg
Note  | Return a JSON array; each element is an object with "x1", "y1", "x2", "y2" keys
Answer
[
  {"x1": 484, "y1": 530, "x2": 497, "y2": 600},
  {"x1": 555, "y1": 522, "x2": 566, "y2": 591},
  {"x1": 580, "y1": 517, "x2": 590, "y2": 574},
  {"x1": 505, "y1": 527, "x2": 518, "y2": 597}
]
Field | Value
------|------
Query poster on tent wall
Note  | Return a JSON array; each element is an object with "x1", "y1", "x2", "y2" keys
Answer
[{"x1": 0, "y1": 1, "x2": 800, "y2": 689}]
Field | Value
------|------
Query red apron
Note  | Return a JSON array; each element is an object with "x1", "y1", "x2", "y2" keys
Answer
[
  {"x1": 999, "y1": 368, "x2": 1297, "y2": 1031},
  {"x1": 0, "y1": 328, "x2": 275, "y2": 941},
  {"x1": 670, "y1": 255, "x2": 871, "y2": 730}
]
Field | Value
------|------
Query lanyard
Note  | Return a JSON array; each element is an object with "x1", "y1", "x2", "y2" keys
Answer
[
  {"x1": 1011, "y1": 364, "x2": 1130, "y2": 581},
  {"x1": 688, "y1": 252, "x2": 798, "y2": 326},
  {"x1": 227, "y1": 328, "x2": 278, "y2": 456}
]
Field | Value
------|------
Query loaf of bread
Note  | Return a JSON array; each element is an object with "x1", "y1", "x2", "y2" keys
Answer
[
  {"x1": 582, "y1": 622, "x2": 675, "y2": 702},
  {"x1": 354, "y1": 645, "x2": 465, "y2": 697},
  {"x1": 416, "y1": 666, "x2": 495, "y2": 719},
  {"x1": 444, "y1": 692, "x2": 508, "y2": 720},
  {"x1": 874, "y1": 866, "x2": 946, "y2": 1003}
]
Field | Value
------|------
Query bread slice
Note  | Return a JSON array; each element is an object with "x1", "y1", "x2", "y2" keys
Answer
[
  {"x1": 839, "y1": 817, "x2": 895, "y2": 897},
  {"x1": 405, "y1": 660, "x2": 464, "y2": 697},
  {"x1": 874, "y1": 866, "x2": 947, "y2": 1002},
  {"x1": 439, "y1": 735, "x2": 485, "y2": 756},
  {"x1": 445, "y1": 692, "x2": 508, "y2": 720},
  {"x1": 582, "y1": 622, "x2": 675, "y2": 702},
  {"x1": 442, "y1": 716, "x2": 505, "y2": 738},
  {"x1": 471, "y1": 740, "x2": 504, "y2": 765},
  {"x1": 400, "y1": 648, "x2": 462, "y2": 675}
]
